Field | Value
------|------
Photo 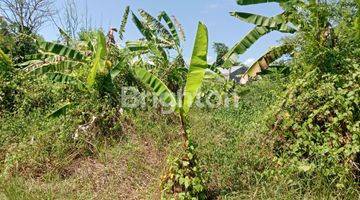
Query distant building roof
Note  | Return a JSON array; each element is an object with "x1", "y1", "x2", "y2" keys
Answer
[{"x1": 220, "y1": 66, "x2": 248, "y2": 82}]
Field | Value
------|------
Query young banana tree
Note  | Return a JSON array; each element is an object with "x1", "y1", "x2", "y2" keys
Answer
[
  {"x1": 23, "y1": 30, "x2": 126, "y2": 116},
  {"x1": 223, "y1": 0, "x2": 299, "y2": 83},
  {"x1": 133, "y1": 22, "x2": 208, "y2": 198},
  {"x1": 133, "y1": 22, "x2": 208, "y2": 147},
  {"x1": 128, "y1": 9, "x2": 188, "y2": 92}
]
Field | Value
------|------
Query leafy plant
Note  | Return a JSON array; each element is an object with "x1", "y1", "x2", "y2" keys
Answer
[
  {"x1": 133, "y1": 22, "x2": 209, "y2": 199},
  {"x1": 23, "y1": 30, "x2": 130, "y2": 116},
  {"x1": 128, "y1": 9, "x2": 188, "y2": 91},
  {"x1": 271, "y1": 0, "x2": 360, "y2": 186},
  {"x1": 223, "y1": 0, "x2": 298, "y2": 83}
]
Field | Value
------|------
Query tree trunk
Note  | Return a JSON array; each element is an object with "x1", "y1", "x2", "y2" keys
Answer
[{"x1": 179, "y1": 113, "x2": 189, "y2": 148}]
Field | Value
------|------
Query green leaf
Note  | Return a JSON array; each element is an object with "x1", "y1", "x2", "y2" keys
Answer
[
  {"x1": 110, "y1": 60, "x2": 124, "y2": 80},
  {"x1": 25, "y1": 53, "x2": 53, "y2": 61},
  {"x1": 139, "y1": 9, "x2": 173, "y2": 42},
  {"x1": 87, "y1": 31, "x2": 107, "y2": 87},
  {"x1": 0, "y1": 48, "x2": 12, "y2": 73},
  {"x1": 133, "y1": 67, "x2": 177, "y2": 111},
  {"x1": 38, "y1": 41, "x2": 85, "y2": 61},
  {"x1": 237, "y1": 0, "x2": 288, "y2": 5},
  {"x1": 132, "y1": 12, "x2": 154, "y2": 41},
  {"x1": 126, "y1": 40, "x2": 150, "y2": 52},
  {"x1": 223, "y1": 27, "x2": 270, "y2": 66},
  {"x1": 241, "y1": 45, "x2": 293, "y2": 83},
  {"x1": 119, "y1": 6, "x2": 130, "y2": 40},
  {"x1": 27, "y1": 61, "x2": 82, "y2": 76},
  {"x1": 47, "y1": 72, "x2": 86, "y2": 90},
  {"x1": 0, "y1": 48, "x2": 12, "y2": 66},
  {"x1": 158, "y1": 11, "x2": 181, "y2": 46},
  {"x1": 183, "y1": 22, "x2": 209, "y2": 114},
  {"x1": 231, "y1": 12, "x2": 297, "y2": 33},
  {"x1": 47, "y1": 102, "x2": 73, "y2": 118},
  {"x1": 127, "y1": 40, "x2": 167, "y2": 61}
]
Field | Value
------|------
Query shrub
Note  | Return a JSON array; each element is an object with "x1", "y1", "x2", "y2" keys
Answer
[{"x1": 273, "y1": 0, "x2": 360, "y2": 186}]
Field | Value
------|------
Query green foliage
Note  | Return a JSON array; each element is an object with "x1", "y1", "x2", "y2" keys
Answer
[
  {"x1": 158, "y1": 11, "x2": 182, "y2": 46},
  {"x1": 131, "y1": 12, "x2": 154, "y2": 41},
  {"x1": 225, "y1": 0, "x2": 299, "y2": 78},
  {"x1": 47, "y1": 72, "x2": 86, "y2": 90},
  {"x1": 133, "y1": 67, "x2": 177, "y2": 111},
  {"x1": 133, "y1": 22, "x2": 209, "y2": 199},
  {"x1": 1, "y1": 2, "x2": 359, "y2": 199},
  {"x1": 27, "y1": 60, "x2": 81, "y2": 76},
  {"x1": 161, "y1": 143, "x2": 207, "y2": 200},
  {"x1": 230, "y1": 12, "x2": 296, "y2": 33},
  {"x1": 133, "y1": 22, "x2": 209, "y2": 115},
  {"x1": 119, "y1": 6, "x2": 130, "y2": 40},
  {"x1": 47, "y1": 102, "x2": 73, "y2": 118},
  {"x1": 183, "y1": 22, "x2": 208, "y2": 114},
  {"x1": 0, "y1": 18, "x2": 38, "y2": 65},
  {"x1": 87, "y1": 31, "x2": 107, "y2": 87},
  {"x1": 212, "y1": 42, "x2": 229, "y2": 68},
  {"x1": 273, "y1": 0, "x2": 360, "y2": 186},
  {"x1": 223, "y1": 27, "x2": 270, "y2": 66},
  {"x1": 0, "y1": 48, "x2": 12, "y2": 76},
  {"x1": 139, "y1": 9, "x2": 174, "y2": 44},
  {"x1": 242, "y1": 44, "x2": 293, "y2": 82},
  {"x1": 38, "y1": 41, "x2": 85, "y2": 61},
  {"x1": 128, "y1": 9, "x2": 188, "y2": 93}
]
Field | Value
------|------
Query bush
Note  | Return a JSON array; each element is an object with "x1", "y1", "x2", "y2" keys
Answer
[{"x1": 273, "y1": 0, "x2": 360, "y2": 186}]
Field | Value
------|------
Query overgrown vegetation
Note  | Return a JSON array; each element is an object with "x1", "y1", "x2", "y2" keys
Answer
[{"x1": 0, "y1": 0, "x2": 359, "y2": 199}]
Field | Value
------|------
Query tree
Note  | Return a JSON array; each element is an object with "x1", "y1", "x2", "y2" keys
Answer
[
  {"x1": 0, "y1": 0, "x2": 55, "y2": 33},
  {"x1": 133, "y1": 22, "x2": 208, "y2": 198},
  {"x1": 0, "y1": 17, "x2": 13, "y2": 53},
  {"x1": 0, "y1": 14, "x2": 37, "y2": 64},
  {"x1": 224, "y1": 0, "x2": 340, "y2": 84},
  {"x1": 60, "y1": 0, "x2": 80, "y2": 39},
  {"x1": 212, "y1": 42, "x2": 229, "y2": 67}
]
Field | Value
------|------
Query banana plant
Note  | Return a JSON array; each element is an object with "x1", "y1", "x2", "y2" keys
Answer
[
  {"x1": 224, "y1": 0, "x2": 299, "y2": 83},
  {"x1": 26, "y1": 31, "x2": 124, "y2": 90},
  {"x1": 24, "y1": 30, "x2": 127, "y2": 117},
  {"x1": 128, "y1": 9, "x2": 188, "y2": 92},
  {"x1": 132, "y1": 9, "x2": 184, "y2": 50},
  {"x1": 226, "y1": 0, "x2": 337, "y2": 83},
  {"x1": 133, "y1": 22, "x2": 208, "y2": 146}
]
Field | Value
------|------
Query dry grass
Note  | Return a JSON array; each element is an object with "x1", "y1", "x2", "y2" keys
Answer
[{"x1": 0, "y1": 133, "x2": 167, "y2": 200}]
